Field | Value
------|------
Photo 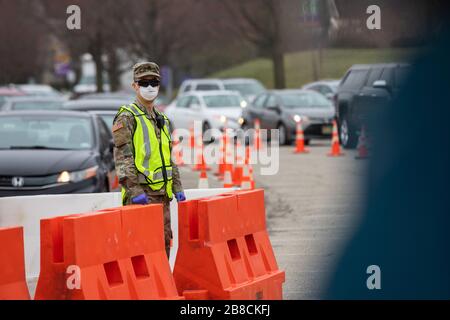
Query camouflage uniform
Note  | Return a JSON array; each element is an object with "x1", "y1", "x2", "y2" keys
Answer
[{"x1": 112, "y1": 62, "x2": 183, "y2": 258}]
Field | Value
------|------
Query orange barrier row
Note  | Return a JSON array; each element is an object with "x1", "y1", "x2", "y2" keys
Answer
[
  {"x1": 0, "y1": 226, "x2": 30, "y2": 300},
  {"x1": 174, "y1": 189, "x2": 285, "y2": 300},
  {"x1": 35, "y1": 205, "x2": 182, "y2": 300}
]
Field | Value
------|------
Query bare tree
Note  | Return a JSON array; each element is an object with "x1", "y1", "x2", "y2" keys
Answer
[{"x1": 220, "y1": 0, "x2": 286, "y2": 88}]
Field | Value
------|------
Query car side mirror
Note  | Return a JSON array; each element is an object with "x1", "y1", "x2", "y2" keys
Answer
[
  {"x1": 325, "y1": 92, "x2": 334, "y2": 100},
  {"x1": 373, "y1": 80, "x2": 390, "y2": 90},
  {"x1": 109, "y1": 139, "x2": 114, "y2": 153}
]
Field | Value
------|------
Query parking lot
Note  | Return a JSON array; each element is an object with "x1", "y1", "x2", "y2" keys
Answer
[{"x1": 179, "y1": 140, "x2": 368, "y2": 299}]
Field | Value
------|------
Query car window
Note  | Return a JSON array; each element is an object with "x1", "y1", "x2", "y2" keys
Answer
[
  {"x1": 182, "y1": 84, "x2": 192, "y2": 92},
  {"x1": 202, "y1": 95, "x2": 241, "y2": 108},
  {"x1": 366, "y1": 68, "x2": 383, "y2": 86},
  {"x1": 223, "y1": 82, "x2": 265, "y2": 96},
  {"x1": 319, "y1": 85, "x2": 332, "y2": 95},
  {"x1": 341, "y1": 70, "x2": 369, "y2": 90},
  {"x1": 99, "y1": 114, "x2": 115, "y2": 131},
  {"x1": 189, "y1": 96, "x2": 201, "y2": 107},
  {"x1": 176, "y1": 96, "x2": 191, "y2": 108},
  {"x1": 379, "y1": 68, "x2": 393, "y2": 85},
  {"x1": 395, "y1": 66, "x2": 410, "y2": 88},
  {"x1": 264, "y1": 95, "x2": 278, "y2": 108},
  {"x1": 252, "y1": 94, "x2": 267, "y2": 108},
  {"x1": 0, "y1": 115, "x2": 94, "y2": 150},
  {"x1": 195, "y1": 84, "x2": 220, "y2": 91},
  {"x1": 11, "y1": 100, "x2": 64, "y2": 111},
  {"x1": 97, "y1": 118, "x2": 110, "y2": 151},
  {"x1": 279, "y1": 92, "x2": 331, "y2": 109}
]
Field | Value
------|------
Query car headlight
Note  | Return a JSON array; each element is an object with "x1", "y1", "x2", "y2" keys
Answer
[
  {"x1": 57, "y1": 166, "x2": 98, "y2": 183},
  {"x1": 214, "y1": 115, "x2": 227, "y2": 124},
  {"x1": 238, "y1": 117, "x2": 245, "y2": 125},
  {"x1": 293, "y1": 115, "x2": 310, "y2": 123}
]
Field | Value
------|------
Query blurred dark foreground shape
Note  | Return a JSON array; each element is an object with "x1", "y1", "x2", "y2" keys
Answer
[{"x1": 325, "y1": 22, "x2": 450, "y2": 299}]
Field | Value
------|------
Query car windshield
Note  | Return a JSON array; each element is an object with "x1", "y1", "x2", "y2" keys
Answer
[
  {"x1": 0, "y1": 115, "x2": 94, "y2": 150},
  {"x1": 280, "y1": 92, "x2": 332, "y2": 109},
  {"x1": 203, "y1": 95, "x2": 241, "y2": 108},
  {"x1": 12, "y1": 100, "x2": 64, "y2": 111},
  {"x1": 224, "y1": 82, "x2": 265, "y2": 96},
  {"x1": 99, "y1": 114, "x2": 115, "y2": 131}
]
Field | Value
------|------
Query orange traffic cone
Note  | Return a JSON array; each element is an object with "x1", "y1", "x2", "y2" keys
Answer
[
  {"x1": 254, "y1": 119, "x2": 262, "y2": 151},
  {"x1": 173, "y1": 137, "x2": 185, "y2": 167},
  {"x1": 249, "y1": 163, "x2": 255, "y2": 190},
  {"x1": 232, "y1": 141, "x2": 245, "y2": 186},
  {"x1": 193, "y1": 133, "x2": 211, "y2": 172},
  {"x1": 189, "y1": 125, "x2": 195, "y2": 149},
  {"x1": 327, "y1": 120, "x2": 344, "y2": 157},
  {"x1": 223, "y1": 165, "x2": 234, "y2": 188},
  {"x1": 240, "y1": 164, "x2": 252, "y2": 190},
  {"x1": 215, "y1": 129, "x2": 227, "y2": 177},
  {"x1": 355, "y1": 125, "x2": 369, "y2": 160},
  {"x1": 293, "y1": 120, "x2": 309, "y2": 154},
  {"x1": 198, "y1": 168, "x2": 209, "y2": 189}
]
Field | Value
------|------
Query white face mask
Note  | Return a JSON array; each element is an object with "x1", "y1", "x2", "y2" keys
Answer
[{"x1": 139, "y1": 85, "x2": 159, "y2": 101}]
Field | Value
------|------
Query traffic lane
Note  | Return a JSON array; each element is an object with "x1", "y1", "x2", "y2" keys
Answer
[
  {"x1": 177, "y1": 140, "x2": 367, "y2": 300},
  {"x1": 253, "y1": 141, "x2": 368, "y2": 299}
]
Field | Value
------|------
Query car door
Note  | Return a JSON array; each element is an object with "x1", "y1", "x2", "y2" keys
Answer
[
  {"x1": 184, "y1": 95, "x2": 203, "y2": 129},
  {"x1": 261, "y1": 94, "x2": 281, "y2": 129},
  {"x1": 245, "y1": 93, "x2": 267, "y2": 126},
  {"x1": 170, "y1": 95, "x2": 192, "y2": 130},
  {"x1": 96, "y1": 118, "x2": 115, "y2": 191}
]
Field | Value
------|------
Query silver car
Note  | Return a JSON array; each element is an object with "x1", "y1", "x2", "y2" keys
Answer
[{"x1": 241, "y1": 90, "x2": 335, "y2": 145}]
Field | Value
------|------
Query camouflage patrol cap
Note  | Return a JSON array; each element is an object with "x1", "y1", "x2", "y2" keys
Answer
[{"x1": 133, "y1": 62, "x2": 160, "y2": 81}]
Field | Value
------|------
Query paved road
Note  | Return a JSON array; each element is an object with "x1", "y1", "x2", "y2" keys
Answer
[{"x1": 179, "y1": 140, "x2": 368, "y2": 300}]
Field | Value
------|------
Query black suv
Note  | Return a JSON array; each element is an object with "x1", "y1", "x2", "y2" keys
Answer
[{"x1": 335, "y1": 63, "x2": 410, "y2": 148}]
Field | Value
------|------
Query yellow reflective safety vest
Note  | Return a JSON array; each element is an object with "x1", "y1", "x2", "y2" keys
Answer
[{"x1": 116, "y1": 103, "x2": 173, "y2": 203}]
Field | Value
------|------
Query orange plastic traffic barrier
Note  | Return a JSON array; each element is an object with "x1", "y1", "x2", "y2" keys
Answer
[
  {"x1": 0, "y1": 226, "x2": 30, "y2": 300},
  {"x1": 355, "y1": 125, "x2": 369, "y2": 159},
  {"x1": 174, "y1": 189, "x2": 285, "y2": 300},
  {"x1": 35, "y1": 205, "x2": 182, "y2": 300},
  {"x1": 294, "y1": 120, "x2": 309, "y2": 154},
  {"x1": 327, "y1": 120, "x2": 344, "y2": 157}
]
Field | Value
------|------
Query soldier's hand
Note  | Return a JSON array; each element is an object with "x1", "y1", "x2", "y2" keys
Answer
[
  {"x1": 131, "y1": 193, "x2": 150, "y2": 205},
  {"x1": 175, "y1": 192, "x2": 186, "y2": 202}
]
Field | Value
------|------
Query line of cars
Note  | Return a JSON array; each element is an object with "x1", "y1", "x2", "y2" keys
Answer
[{"x1": 167, "y1": 78, "x2": 336, "y2": 145}]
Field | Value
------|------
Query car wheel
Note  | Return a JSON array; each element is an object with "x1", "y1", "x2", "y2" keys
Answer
[
  {"x1": 278, "y1": 123, "x2": 289, "y2": 146},
  {"x1": 339, "y1": 117, "x2": 357, "y2": 149}
]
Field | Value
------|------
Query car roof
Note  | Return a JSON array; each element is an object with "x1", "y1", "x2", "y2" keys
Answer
[
  {"x1": 267, "y1": 89, "x2": 318, "y2": 95},
  {"x1": 63, "y1": 99, "x2": 127, "y2": 110},
  {"x1": 182, "y1": 90, "x2": 242, "y2": 97},
  {"x1": 221, "y1": 78, "x2": 262, "y2": 84},
  {"x1": 350, "y1": 63, "x2": 410, "y2": 70},
  {"x1": 3, "y1": 96, "x2": 65, "y2": 102},
  {"x1": 304, "y1": 80, "x2": 340, "y2": 86},
  {"x1": 0, "y1": 86, "x2": 25, "y2": 96},
  {"x1": 87, "y1": 110, "x2": 117, "y2": 115},
  {"x1": 0, "y1": 110, "x2": 94, "y2": 118},
  {"x1": 182, "y1": 79, "x2": 222, "y2": 84}
]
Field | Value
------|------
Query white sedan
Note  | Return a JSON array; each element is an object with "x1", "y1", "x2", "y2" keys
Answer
[{"x1": 164, "y1": 90, "x2": 246, "y2": 141}]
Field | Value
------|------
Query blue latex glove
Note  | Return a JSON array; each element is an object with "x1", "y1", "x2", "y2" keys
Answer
[
  {"x1": 175, "y1": 192, "x2": 186, "y2": 202},
  {"x1": 131, "y1": 193, "x2": 149, "y2": 205}
]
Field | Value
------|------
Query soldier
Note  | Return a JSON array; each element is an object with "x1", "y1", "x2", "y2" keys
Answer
[{"x1": 112, "y1": 62, "x2": 185, "y2": 259}]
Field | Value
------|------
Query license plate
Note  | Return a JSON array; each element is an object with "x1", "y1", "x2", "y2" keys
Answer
[{"x1": 322, "y1": 125, "x2": 332, "y2": 135}]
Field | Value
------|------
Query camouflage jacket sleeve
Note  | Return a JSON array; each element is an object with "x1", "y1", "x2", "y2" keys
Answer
[
  {"x1": 171, "y1": 157, "x2": 183, "y2": 194},
  {"x1": 169, "y1": 131, "x2": 184, "y2": 194},
  {"x1": 112, "y1": 112, "x2": 145, "y2": 199}
]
